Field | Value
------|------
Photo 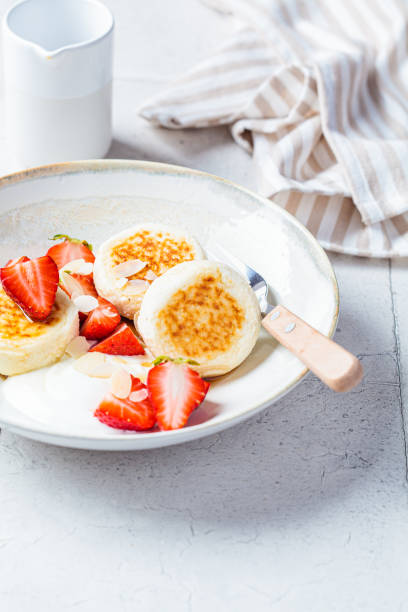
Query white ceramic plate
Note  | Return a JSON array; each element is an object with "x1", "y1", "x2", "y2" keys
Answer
[{"x1": 0, "y1": 161, "x2": 338, "y2": 450}]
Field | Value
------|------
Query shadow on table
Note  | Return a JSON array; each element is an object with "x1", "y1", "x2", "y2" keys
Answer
[
  {"x1": 4, "y1": 261, "x2": 401, "y2": 529},
  {"x1": 106, "y1": 124, "x2": 235, "y2": 166}
]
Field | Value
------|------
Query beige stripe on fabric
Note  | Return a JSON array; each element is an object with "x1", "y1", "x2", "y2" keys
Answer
[
  {"x1": 253, "y1": 88, "x2": 292, "y2": 119},
  {"x1": 161, "y1": 76, "x2": 270, "y2": 107},
  {"x1": 390, "y1": 214, "x2": 408, "y2": 236},
  {"x1": 288, "y1": 126, "x2": 305, "y2": 179},
  {"x1": 284, "y1": 191, "x2": 303, "y2": 216},
  {"x1": 301, "y1": 149, "x2": 323, "y2": 181},
  {"x1": 306, "y1": 195, "x2": 328, "y2": 236},
  {"x1": 253, "y1": 92, "x2": 275, "y2": 118},
  {"x1": 330, "y1": 198, "x2": 355, "y2": 245},
  {"x1": 301, "y1": 157, "x2": 319, "y2": 181},
  {"x1": 312, "y1": 139, "x2": 334, "y2": 170}
]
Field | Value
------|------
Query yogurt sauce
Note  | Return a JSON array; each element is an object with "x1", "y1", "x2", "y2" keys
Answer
[{"x1": 1, "y1": 355, "x2": 151, "y2": 435}]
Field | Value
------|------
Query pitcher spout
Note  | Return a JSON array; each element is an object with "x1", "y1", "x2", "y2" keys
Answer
[{"x1": 33, "y1": 43, "x2": 74, "y2": 61}]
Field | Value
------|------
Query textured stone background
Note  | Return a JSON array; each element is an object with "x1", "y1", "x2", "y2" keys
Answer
[{"x1": 0, "y1": 1, "x2": 407, "y2": 610}]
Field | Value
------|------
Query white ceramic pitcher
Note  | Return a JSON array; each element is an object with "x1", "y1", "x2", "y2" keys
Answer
[{"x1": 3, "y1": 0, "x2": 114, "y2": 167}]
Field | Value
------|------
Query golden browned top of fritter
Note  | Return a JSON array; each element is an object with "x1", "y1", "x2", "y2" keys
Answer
[
  {"x1": 157, "y1": 272, "x2": 245, "y2": 359},
  {"x1": 0, "y1": 288, "x2": 61, "y2": 341},
  {"x1": 111, "y1": 230, "x2": 196, "y2": 280}
]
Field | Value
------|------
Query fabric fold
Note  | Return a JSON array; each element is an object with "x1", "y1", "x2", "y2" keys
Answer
[{"x1": 139, "y1": 0, "x2": 408, "y2": 257}]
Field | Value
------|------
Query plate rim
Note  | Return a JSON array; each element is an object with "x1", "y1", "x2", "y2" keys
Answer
[{"x1": 0, "y1": 159, "x2": 339, "y2": 447}]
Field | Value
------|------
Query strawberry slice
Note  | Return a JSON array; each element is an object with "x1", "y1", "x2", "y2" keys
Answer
[
  {"x1": 80, "y1": 296, "x2": 121, "y2": 340},
  {"x1": 95, "y1": 376, "x2": 155, "y2": 431},
  {"x1": 5, "y1": 256, "x2": 30, "y2": 268},
  {"x1": 47, "y1": 234, "x2": 95, "y2": 270},
  {"x1": 90, "y1": 322, "x2": 145, "y2": 355},
  {"x1": 71, "y1": 273, "x2": 97, "y2": 296},
  {"x1": 147, "y1": 361, "x2": 210, "y2": 431},
  {"x1": 0, "y1": 255, "x2": 59, "y2": 321}
]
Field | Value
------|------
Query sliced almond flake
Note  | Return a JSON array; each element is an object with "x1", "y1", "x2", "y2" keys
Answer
[
  {"x1": 113, "y1": 259, "x2": 147, "y2": 278},
  {"x1": 73, "y1": 295, "x2": 98, "y2": 313},
  {"x1": 105, "y1": 308, "x2": 120, "y2": 318},
  {"x1": 73, "y1": 352, "x2": 115, "y2": 378},
  {"x1": 111, "y1": 356, "x2": 129, "y2": 365},
  {"x1": 110, "y1": 368, "x2": 132, "y2": 399},
  {"x1": 111, "y1": 355, "x2": 149, "y2": 369},
  {"x1": 129, "y1": 389, "x2": 148, "y2": 403},
  {"x1": 126, "y1": 279, "x2": 149, "y2": 294},
  {"x1": 60, "y1": 258, "x2": 84, "y2": 273},
  {"x1": 78, "y1": 262, "x2": 93, "y2": 275},
  {"x1": 65, "y1": 335, "x2": 91, "y2": 358},
  {"x1": 144, "y1": 270, "x2": 157, "y2": 281},
  {"x1": 60, "y1": 270, "x2": 85, "y2": 299},
  {"x1": 61, "y1": 258, "x2": 93, "y2": 275},
  {"x1": 116, "y1": 277, "x2": 128, "y2": 289}
]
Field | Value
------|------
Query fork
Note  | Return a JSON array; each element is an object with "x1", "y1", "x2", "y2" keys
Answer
[{"x1": 210, "y1": 245, "x2": 363, "y2": 392}]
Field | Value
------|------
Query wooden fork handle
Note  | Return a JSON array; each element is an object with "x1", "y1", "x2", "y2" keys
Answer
[{"x1": 262, "y1": 305, "x2": 363, "y2": 392}]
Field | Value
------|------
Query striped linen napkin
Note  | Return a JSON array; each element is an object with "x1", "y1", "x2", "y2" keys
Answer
[{"x1": 140, "y1": 0, "x2": 408, "y2": 257}]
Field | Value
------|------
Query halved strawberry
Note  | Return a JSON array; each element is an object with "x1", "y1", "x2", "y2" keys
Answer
[
  {"x1": 5, "y1": 256, "x2": 30, "y2": 268},
  {"x1": 47, "y1": 234, "x2": 95, "y2": 270},
  {"x1": 95, "y1": 376, "x2": 155, "y2": 431},
  {"x1": 90, "y1": 322, "x2": 145, "y2": 355},
  {"x1": 147, "y1": 361, "x2": 210, "y2": 431},
  {"x1": 0, "y1": 255, "x2": 59, "y2": 321},
  {"x1": 80, "y1": 297, "x2": 121, "y2": 340}
]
